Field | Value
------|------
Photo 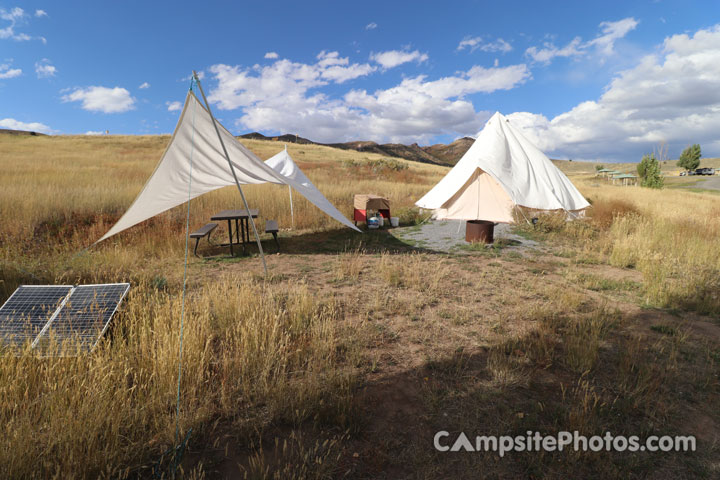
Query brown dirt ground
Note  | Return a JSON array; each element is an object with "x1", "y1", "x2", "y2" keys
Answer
[{"x1": 182, "y1": 228, "x2": 719, "y2": 478}]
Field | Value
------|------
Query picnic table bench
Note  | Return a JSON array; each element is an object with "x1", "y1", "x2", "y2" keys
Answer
[
  {"x1": 265, "y1": 220, "x2": 279, "y2": 252},
  {"x1": 190, "y1": 222, "x2": 218, "y2": 257}
]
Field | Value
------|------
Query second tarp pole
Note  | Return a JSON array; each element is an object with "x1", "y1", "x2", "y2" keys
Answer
[
  {"x1": 192, "y1": 71, "x2": 267, "y2": 275},
  {"x1": 288, "y1": 185, "x2": 294, "y2": 229}
]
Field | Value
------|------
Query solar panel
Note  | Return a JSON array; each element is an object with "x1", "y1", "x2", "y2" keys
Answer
[
  {"x1": 0, "y1": 283, "x2": 130, "y2": 354},
  {"x1": 36, "y1": 283, "x2": 130, "y2": 352},
  {"x1": 0, "y1": 285, "x2": 73, "y2": 349}
]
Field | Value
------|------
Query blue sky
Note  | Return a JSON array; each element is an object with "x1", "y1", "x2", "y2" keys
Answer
[{"x1": 2, "y1": 0, "x2": 720, "y2": 161}]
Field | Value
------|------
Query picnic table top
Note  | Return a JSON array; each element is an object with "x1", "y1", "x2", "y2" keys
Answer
[{"x1": 210, "y1": 209, "x2": 259, "y2": 220}]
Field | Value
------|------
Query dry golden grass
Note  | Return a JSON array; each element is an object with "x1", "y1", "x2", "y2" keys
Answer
[
  {"x1": 0, "y1": 275, "x2": 358, "y2": 478},
  {"x1": 0, "y1": 134, "x2": 718, "y2": 478}
]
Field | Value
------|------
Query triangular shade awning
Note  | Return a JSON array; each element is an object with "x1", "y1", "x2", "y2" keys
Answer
[
  {"x1": 416, "y1": 112, "x2": 589, "y2": 222},
  {"x1": 96, "y1": 91, "x2": 359, "y2": 244}
]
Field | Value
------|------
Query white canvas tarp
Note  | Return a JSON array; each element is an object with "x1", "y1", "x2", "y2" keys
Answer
[
  {"x1": 96, "y1": 91, "x2": 359, "y2": 244},
  {"x1": 416, "y1": 112, "x2": 589, "y2": 222}
]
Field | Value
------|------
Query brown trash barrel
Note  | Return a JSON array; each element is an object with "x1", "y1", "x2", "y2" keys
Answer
[{"x1": 466, "y1": 220, "x2": 495, "y2": 244}]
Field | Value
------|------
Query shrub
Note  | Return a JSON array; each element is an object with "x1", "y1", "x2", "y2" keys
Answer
[
  {"x1": 588, "y1": 198, "x2": 641, "y2": 228},
  {"x1": 637, "y1": 154, "x2": 664, "y2": 189}
]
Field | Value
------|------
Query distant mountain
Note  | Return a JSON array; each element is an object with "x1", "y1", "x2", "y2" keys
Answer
[
  {"x1": 239, "y1": 132, "x2": 315, "y2": 145},
  {"x1": 421, "y1": 137, "x2": 475, "y2": 166},
  {"x1": 239, "y1": 132, "x2": 474, "y2": 166},
  {"x1": 0, "y1": 128, "x2": 46, "y2": 136}
]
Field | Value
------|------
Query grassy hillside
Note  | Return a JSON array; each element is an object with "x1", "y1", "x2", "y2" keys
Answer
[{"x1": 0, "y1": 134, "x2": 718, "y2": 479}]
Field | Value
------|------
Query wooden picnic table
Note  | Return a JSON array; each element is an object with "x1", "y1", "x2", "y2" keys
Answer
[{"x1": 210, "y1": 209, "x2": 259, "y2": 256}]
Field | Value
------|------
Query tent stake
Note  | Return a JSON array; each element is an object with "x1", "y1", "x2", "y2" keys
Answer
[{"x1": 192, "y1": 71, "x2": 268, "y2": 275}]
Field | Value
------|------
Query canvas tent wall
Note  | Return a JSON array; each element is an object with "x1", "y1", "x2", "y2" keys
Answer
[
  {"x1": 95, "y1": 90, "x2": 359, "y2": 245},
  {"x1": 416, "y1": 112, "x2": 589, "y2": 222}
]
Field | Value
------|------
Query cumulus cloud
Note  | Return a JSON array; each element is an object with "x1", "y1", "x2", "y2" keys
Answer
[
  {"x1": 35, "y1": 59, "x2": 56, "y2": 78},
  {"x1": 0, "y1": 63, "x2": 21, "y2": 79},
  {"x1": 0, "y1": 117, "x2": 53, "y2": 134},
  {"x1": 525, "y1": 17, "x2": 638, "y2": 64},
  {"x1": 457, "y1": 36, "x2": 512, "y2": 53},
  {"x1": 365, "y1": 22, "x2": 377, "y2": 30},
  {"x1": 207, "y1": 50, "x2": 530, "y2": 143},
  {"x1": 34, "y1": 9, "x2": 47, "y2": 17},
  {"x1": 316, "y1": 50, "x2": 376, "y2": 82},
  {"x1": 208, "y1": 52, "x2": 376, "y2": 110},
  {"x1": 166, "y1": 101, "x2": 182, "y2": 112},
  {"x1": 264, "y1": 52, "x2": 278, "y2": 59},
  {"x1": 62, "y1": 86, "x2": 135, "y2": 113},
  {"x1": 139, "y1": 82, "x2": 150, "y2": 89},
  {"x1": 370, "y1": 49, "x2": 429, "y2": 69},
  {"x1": 508, "y1": 24, "x2": 720, "y2": 161}
]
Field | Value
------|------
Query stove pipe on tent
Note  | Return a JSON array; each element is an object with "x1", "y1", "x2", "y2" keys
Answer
[{"x1": 415, "y1": 112, "x2": 590, "y2": 242}]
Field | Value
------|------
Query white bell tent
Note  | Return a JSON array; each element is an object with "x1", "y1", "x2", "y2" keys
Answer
[
  {"x1": 95, "y1": 84, "x2": 360, "y2": 250},
  {"x1": 416, "y1": 112, "x2": 589, "y2": 222}
]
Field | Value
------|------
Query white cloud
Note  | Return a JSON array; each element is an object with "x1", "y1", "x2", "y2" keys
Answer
[
  {"x1": 0, "y1": 63, "x2": 21, "y2": 79},
  {"x1": 139, "y1": 82, "x2": 150, "y2": 89},
  {"x1": 0, "y1": 7, "x2": 25, "y2": 40},
  {"x1": 85, "y1": 130, "x2": 105, "y2": 135},
  {"x1": 525, "y1": 37, "x2": 583, "y2": 64},
  {"x1": 0, "y1": 7, "x2": 43, "y2": 42},
  {"x1": 62, "y1": 86, "x2": 135, "y2": 113},
  {"x1": 457, "y1": 37, "x2": 512, "y2": 54},
  {"x1": 0, "y1": 117, "x2": 53, "y2": 134},
  {"x1": 0, "y1": 7, "x2": 24, "y2": 22},
  {"x1": 365, "y1": 22, "x2": 377, "y2": 30},
  {"x1": 208, "y1": 52, "x2": 376, "y2": 110},
  {"x1": 35, "y1": 9, "x2": 47, "y2": 17},
  {"x1": 166, "y1": 101, "x2": 182, "y2": 112},
  {"x1": 208, "y1": 51, "x2": 529, "y2": 144},
  {"x1": 525, "y1": 17, "x2": 638, "y2": 64},
  {"x1": 35, "y1": 59, "x2": 56, "y2": 78},
  {"x1": 587, "y1": 18, "x2": 639, "y2": 55},
  {"x1": 508, "y1": 24, "x2": 720, "y2": 161},
  {"x1": 264, "y1": 52, "x2": 278, "y2": 59},
  {"x1": 370, "y1": 49, "x2": 429, "y2": 69}
]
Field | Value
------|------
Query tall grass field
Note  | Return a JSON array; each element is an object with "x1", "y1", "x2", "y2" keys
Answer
[{"x1": 0, "y1": 134, "x2": 718, "y2": 479}]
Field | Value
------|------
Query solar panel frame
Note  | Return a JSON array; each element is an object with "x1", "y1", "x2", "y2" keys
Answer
[
  {"x1": 0, "y1": 285, "x2": 73, "y2": 350},
  {"x1": 34, "y1": 283, "x2": 130, "y2": 353}
]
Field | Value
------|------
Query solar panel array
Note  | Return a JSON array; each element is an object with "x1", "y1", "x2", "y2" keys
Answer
[
  {"x1": 0, "y1": 283, "x2": 130, "y2": 354},
  {"x1": 0, "y1": 285, "x2": 72, "y2": 349}
]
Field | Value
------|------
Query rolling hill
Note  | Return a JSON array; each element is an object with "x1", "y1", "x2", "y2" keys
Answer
[{"x1": 239, "y1": 132, "x2": 474, "y2": 167}]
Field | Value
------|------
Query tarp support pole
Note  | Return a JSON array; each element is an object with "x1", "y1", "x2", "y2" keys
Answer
[
  {"x1": 192, "y1": 71, "x2": 268, "y2": 275},
  {"x1": 288, "y1": 185, "x2": 294, "y2": 229},
  {"x1": 284, "y1": 145, "x2": 294, "y2": 229}
]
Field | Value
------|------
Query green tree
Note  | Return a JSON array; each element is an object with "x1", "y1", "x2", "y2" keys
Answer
[
  {"x1": 678, "y1": 144, "x2": 701, "y2": 171},
  {"x1": 637, "y1": 153, "x2": 664, "y2": 189},
  {"x1": 595, "y1": 164, "x2": 605, "y2": 171}
]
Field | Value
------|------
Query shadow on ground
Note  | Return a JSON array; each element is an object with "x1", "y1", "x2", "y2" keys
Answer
[{"x1": 187, "y1": 306, "x2": 718, "y2": 479}]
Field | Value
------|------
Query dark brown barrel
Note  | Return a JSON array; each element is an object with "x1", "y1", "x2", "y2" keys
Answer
[{"x1": 465, "y1": 220, "x2": 494, "y2": 244}]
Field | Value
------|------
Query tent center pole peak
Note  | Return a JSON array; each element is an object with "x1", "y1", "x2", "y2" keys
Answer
[{"x1": 191, "y1": 71, "x2": 268, "y2": 275}]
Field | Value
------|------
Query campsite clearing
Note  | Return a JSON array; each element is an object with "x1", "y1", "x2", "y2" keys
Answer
[{"x1": 0, "y1": 134, "x2": 719, "y2": 479}]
